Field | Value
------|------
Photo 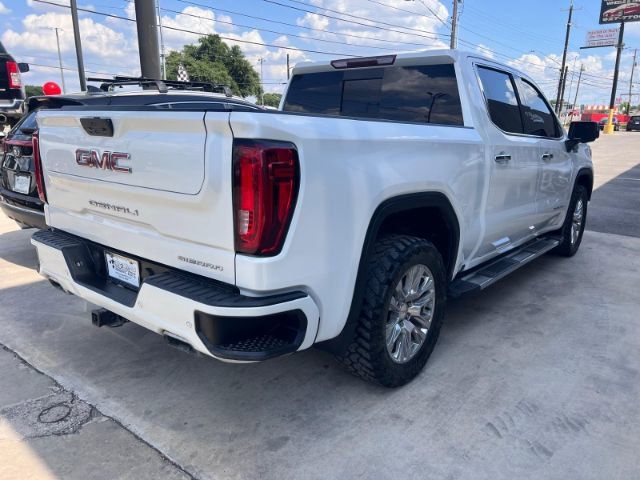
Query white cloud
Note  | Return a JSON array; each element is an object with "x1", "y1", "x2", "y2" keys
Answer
[
  {"x1": 0, "y1": 2, "x2": 10, "y2": 14},
  {"x1": 475, "y1": 44, "x2": 495, "y2": 59},
  {"x1": 2, "y1": 12, "x2": 134, "y2": 58},
  {"x1": 297, "y1": 13, "x2": 329, "y2": 31}
]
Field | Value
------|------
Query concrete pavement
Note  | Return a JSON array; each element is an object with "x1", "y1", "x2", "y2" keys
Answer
[{"x1": 0, "y1": 133, "x2": 639, "y2": 479}]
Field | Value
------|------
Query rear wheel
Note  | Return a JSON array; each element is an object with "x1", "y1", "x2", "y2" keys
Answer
[
  {"x1": 337, "y1": 235, "x2": 446, "y2": 387},
  {"x1": 552, "y1": 184, "x2": 588, "y2": 257}
]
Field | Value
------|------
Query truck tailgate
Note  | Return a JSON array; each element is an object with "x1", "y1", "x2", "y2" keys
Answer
[{"x1": 36, "y1": 110, "x2": 236, "y2": 284}]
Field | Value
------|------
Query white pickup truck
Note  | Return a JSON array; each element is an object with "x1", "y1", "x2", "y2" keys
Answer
[{"x1": 31, "y1": 50, "x2": 598, "y2": 387}]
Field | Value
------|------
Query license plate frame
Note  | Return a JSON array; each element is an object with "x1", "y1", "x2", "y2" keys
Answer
[
  {"x1": 105, "y1": 251, "x2": 141, "y2": 289},
  {"x1": 12, "y1": 175, "x2": 31, "y2": 195}
]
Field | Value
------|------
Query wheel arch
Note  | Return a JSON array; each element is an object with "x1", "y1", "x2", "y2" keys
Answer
[
  {"x1": 318, "y1": 192, "x2": 460, "y2": 354},
  {"x1": 576, "y1": 167, "x2": 594, "y2": 200}
]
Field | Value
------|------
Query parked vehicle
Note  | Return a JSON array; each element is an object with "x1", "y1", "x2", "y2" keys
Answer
[
  {"x1": 599, "y1": 116, "x2": 620, "y2": 131},
  {"x1": 0, "y1": 41, "x2": 29, "y2": 129},
  {"x1": 30, "y1": 51, "x2": 597, "y2": 387},
  {"x1": 0, "y1": 109, "x2": 45, "y2": 229},
  {"x1": 627, "y1": 115, "x2": 640, "y2": 131}
]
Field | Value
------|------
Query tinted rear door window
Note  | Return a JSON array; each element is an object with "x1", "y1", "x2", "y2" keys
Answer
[
  {"x1": 477, "y1": 67, "x2": 523, "y2": 134},
  {"x1": 518, "y1": 79, "x2": 560, "y2": 138},
  {"x1": 283, "y1": 64, "x2": 463, "y2": 125}
]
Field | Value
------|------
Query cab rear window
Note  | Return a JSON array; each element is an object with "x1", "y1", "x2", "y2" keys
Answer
[{"x1": 283, "y1": 64, "x2": 464, "y2": 126}]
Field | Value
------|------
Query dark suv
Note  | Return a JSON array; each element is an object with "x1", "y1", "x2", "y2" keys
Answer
[
  {"x1": 0, "y1": 41, "x2": 29, "y2": 129},
  {"x1": 627, "y1": 115, "x2": 640, "y2": 132},
  {"x1": 0, "y1": 109, "x2": 45, "y2": 229}
]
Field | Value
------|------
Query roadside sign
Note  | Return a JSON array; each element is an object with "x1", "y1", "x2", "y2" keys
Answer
[
  {"x1": 583, "y1": 28, "x2": 620, "y2": 48},
  {"x1": 600, "y1": 0, "x2": 640, "y2": 24}
]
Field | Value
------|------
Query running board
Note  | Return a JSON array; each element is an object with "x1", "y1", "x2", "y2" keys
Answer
[{"x1": 448, "y1": 236, "x2": 560, "y2": 298}]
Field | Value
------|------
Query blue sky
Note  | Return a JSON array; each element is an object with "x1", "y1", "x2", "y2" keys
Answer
[{"x1": 1, "y1": 0, "x2": 638, "y2": 105}]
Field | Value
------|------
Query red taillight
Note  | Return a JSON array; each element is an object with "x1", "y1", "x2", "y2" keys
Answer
[
  {"x1": 233, "y1": 140, "x2": 299, "y2": 256},
  {"x1": 32, "y1": 130, "x2": 47, "y2": 203},
  {"x1": 6, "y1": 61, "x2": 21, "y2": 89}
]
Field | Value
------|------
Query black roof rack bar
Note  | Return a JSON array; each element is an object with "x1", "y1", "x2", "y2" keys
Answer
[{"x1": 86, "y1": 76, "x2": 233, "y2": 97}]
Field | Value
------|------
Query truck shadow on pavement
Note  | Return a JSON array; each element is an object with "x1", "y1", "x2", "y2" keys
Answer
[
  {"x1": 0, "y1": 227, "x2": 38, "y2": 270},
  {"x1": 587, "y1": 161, "x2": 640, "y2": 239}
]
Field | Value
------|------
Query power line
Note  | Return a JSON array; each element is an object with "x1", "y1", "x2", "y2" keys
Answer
[
  {"x1": 174, "y1": 0, "x2": 435, "y2": 49},
  {"x1": 28, "y1": 61, "x2": 121, "y2": 77},
  {"x1": 154, "y1": 3, "x2": 401, "y2": 52},
  {"x1": 365, "y1": 0, "x2": 444, "y2": 23},
  {"x1": 278, "y1": 0, "x2": 449, "y2": 34},
  {"x1": 462, "y1": 4, "x2": 578, "y2": 49},
  {"x1": 261, "y1": 0, "x2": 447, "y2": 41},
  {"x1": 415, "y1": 0, "x2": 450, "y2": 26},
  {"x1": 32, "y1": 0, "x2": 363, "y2": 57}
]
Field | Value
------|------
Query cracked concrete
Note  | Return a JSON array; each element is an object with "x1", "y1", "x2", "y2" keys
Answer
[
  {"x1": 0, "y1": 134, "x2": 639, "y2": 479},
  {"x1": 1, "y1": 390, "x2": 93, "y2": 439},
  {"x1": 0, "y1": 347, "x2": 191, "y2": 480}
]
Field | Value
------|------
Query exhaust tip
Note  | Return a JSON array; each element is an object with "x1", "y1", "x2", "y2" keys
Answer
[{"x1": 0, "y1": 114, "x2": 7, "y2": 125}]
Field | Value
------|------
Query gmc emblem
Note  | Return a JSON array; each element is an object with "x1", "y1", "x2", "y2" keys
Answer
[{"x1": 75, "y1": 149, "x2": 132, "y2": 173}]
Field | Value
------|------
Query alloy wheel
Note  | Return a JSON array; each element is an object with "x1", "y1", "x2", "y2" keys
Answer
[{"x1": 386, "y1": 264, "x2": 436, "y2": 364}]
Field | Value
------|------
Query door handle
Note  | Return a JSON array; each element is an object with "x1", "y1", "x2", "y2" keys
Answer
[
  {"x1": 494, "y1": 153, "x2": 511, "y2": 164},
  {"x1": 541, "y1": 153, "x2": 554, "y2": 162}
]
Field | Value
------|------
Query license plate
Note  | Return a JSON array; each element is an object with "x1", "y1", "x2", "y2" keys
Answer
[
  {"x1": 105, "y1": 251, "x2": 140, "y2": 288},
  {"x1": 12, "y1": 175, "x2": 30, "y2": 194}
]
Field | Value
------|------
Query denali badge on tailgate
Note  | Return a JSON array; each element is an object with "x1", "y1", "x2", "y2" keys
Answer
[{"x1": 76, "y1": 149, "x2": 132, "y2": 173}]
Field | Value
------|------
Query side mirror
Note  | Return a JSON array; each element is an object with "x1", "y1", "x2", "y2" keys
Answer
[
  {"x1": 18, "y1": 63, "x2": 29, "y2": 73},
  {"x1": 566, "y1": 121, "x2": 599, "y2": 152}
]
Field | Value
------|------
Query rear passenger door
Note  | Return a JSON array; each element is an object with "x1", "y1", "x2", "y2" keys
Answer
[
  {"x1": 515, "y1": 78, "x2": 572, "y2": 229},
  {"x1": 475, "y1": 66, "x2": 541, "y2": 259}
]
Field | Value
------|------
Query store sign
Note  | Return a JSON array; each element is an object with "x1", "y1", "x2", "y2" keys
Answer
[
  {"x1": 584, "y1": 28, "x2": 620, "y2": 48},
  {"x1": 600, "y1": 0, "x2": 640, "y2": 24}
]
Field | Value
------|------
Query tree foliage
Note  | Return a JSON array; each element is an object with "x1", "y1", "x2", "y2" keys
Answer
[
  {"x1": 166, "y1": 35, "x2": 262, "y2": 98},
  {"x1": 25, "y1": 85, "x2": 43, "y2": 97},
  {"x1": 260, "y1": 93, "x2": 282, "y2": 108}
]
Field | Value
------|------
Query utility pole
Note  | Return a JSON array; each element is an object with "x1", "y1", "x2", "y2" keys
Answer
[
  {"x1": 135, "y1": 0, "x2": 161, "y2": 80},
  {"x1": 559, "y1": 66, "x2": 569, "y2": 113},
  {"x1": 628, "y1": 49, "x2": 637, "y2": 114},
  {"x1": 555, "y1": 0, "x2": 573, "y2": 113},
  {"x1": 69, "y1": 0, "x2": 87, "y2": 91},
  {"x1": 566, "y1": 55, "x2": 578, "y2": 108},
  {"x1": 573, "y1": 64, "x2": 584, "y2": 111},
  {"x1": 52, "y1": 28, "x2": 66, "y2": 94},
  {"x1": 156, "y1": 0, "x2": 166, "y2": 80},
  {"x1": 605, "y1": 21, "x2": 625, "y2": 133},
  {"x1": 286, "y1": 54, "x2": 290, "y2": 80},
  {"x1": 259, "y1": 58, "x2": 265, "y2": 105},
  {"x1": 450, "y1": 0, "x2": 460, "y2": 49}
]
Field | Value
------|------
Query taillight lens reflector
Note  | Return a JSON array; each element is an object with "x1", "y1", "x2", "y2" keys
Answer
[
  {"x1": 233, "y1": 140, "x2": 299, "y2": 256},
  {"x1": 32, "y1": 130, "x2": 47, "y2": 203},
  {"x1": 6, "y1": 61, "x2": 21, "y2": 89}
]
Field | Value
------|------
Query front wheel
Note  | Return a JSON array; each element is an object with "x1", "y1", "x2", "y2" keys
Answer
[
  {"x1": 552, "y1": 184, "x2": 588, "y2": 257},
  {"x1": 337, "y1": 235, "x2": 446, "y2": 387}
]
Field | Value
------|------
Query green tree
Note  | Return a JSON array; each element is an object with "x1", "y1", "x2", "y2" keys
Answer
[
  {"x1": 260, "y1": 93, "x2": 282, "y2": 108},
  {"x1": 25, "y1": 85, "x2": 42, "y2": 97},
  {"x1": 166, "y1": 35, "x2": 262, "y2": 98}
]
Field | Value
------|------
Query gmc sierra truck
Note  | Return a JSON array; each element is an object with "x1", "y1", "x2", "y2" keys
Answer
[{"x1": 30, "y1": 50, "x2": 598, "y2": 387}]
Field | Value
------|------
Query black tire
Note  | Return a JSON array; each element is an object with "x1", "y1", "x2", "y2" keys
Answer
[
  {"x1": 552, "y1": 184, "x2": 588, "y2": 257},
  {"x1": 337, "y1": 235, "x2": 447, "y2": 387}
]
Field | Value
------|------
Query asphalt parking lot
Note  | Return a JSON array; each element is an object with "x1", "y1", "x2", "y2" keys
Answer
[{"x1": 1, "y1": 132, "x2": 639, "y2": 480}]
